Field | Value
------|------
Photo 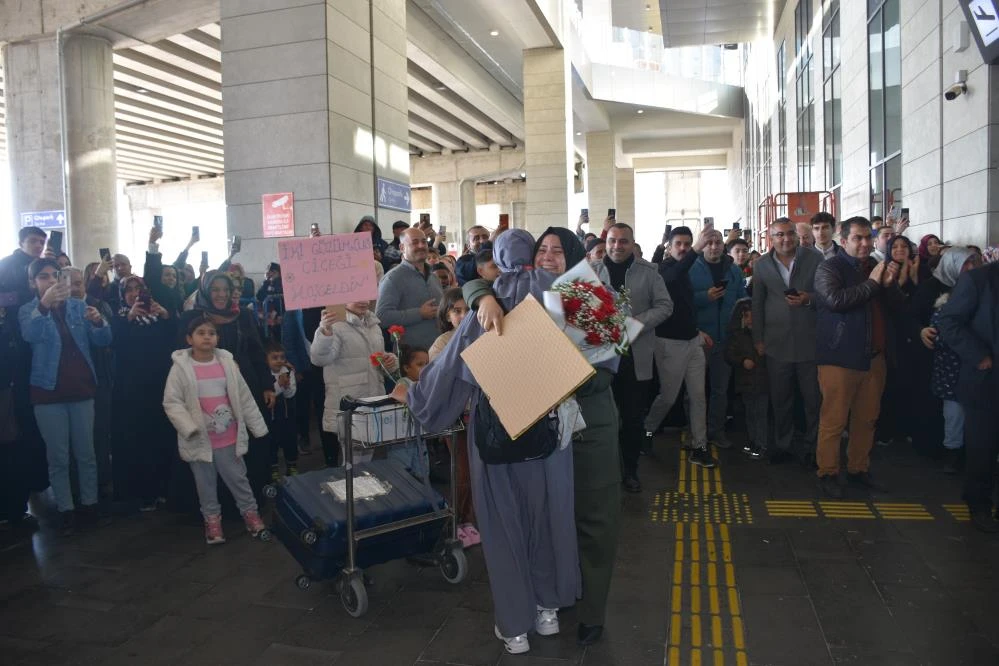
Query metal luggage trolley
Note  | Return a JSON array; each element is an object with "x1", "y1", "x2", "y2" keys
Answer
[{"x1": 336, "y1": 395, "x2": 467, "y2": 616}]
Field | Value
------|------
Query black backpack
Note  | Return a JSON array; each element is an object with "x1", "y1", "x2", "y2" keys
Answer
[{"x1": 473, "y1": 392, "x2": 560, "y2": 465}]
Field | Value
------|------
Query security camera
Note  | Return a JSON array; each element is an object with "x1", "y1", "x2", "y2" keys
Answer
[{"x1": 944, "y1": 70, "x2": 968, "y2": 101}]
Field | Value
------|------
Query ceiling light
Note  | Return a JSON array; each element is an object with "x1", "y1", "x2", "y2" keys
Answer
[
  {"x1": 137, "y1": 88, "x2": 150, "y2": 94},
  {"x1": 575, "y1": 131, "x2": 582, "y2": 136},
  {"x1": 489, "y1": 29, "x2": 499, "y2": 37},
  {"x1": 636, "y1": 109, "x2": 644, "y2": 114},
  {"x1": 434, "y1": 84, "x2": 447, "y2": 91},
  {"x1": 519, "y1": 172, "x2": 527, "y2": 178}
]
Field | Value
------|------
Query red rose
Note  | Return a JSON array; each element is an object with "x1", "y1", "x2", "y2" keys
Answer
[
  {"x1": 585, "y1": 331, "x2": 602, "y2": 345},
  {"x1": 610, "y1": 328, "x2": 621, "y2": 343},
  {"x1": 564, "y1": 297, "x2": 584, "y2": 315},
  {"x1": 387, "y1": 325, "x2": 405, "y2": 338},
  {"x1": 370, "y1": 352, "x2": 383, "y2": 367}
]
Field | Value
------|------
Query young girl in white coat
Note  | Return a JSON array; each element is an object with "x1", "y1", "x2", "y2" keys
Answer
[
  {"x1": 309, "y1": 301, "x2": 397, "y2": 465},
  {"x1": 163, "y1": 315, "x2": 270, "y2": 544}
]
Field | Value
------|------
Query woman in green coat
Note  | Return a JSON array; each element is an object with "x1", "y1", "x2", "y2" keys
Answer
[{"x1": 463, "y1": 226, "x2": 621, "y2": 646}]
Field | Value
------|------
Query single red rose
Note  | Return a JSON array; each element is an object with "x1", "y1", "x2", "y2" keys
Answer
[
  {"x1": 585, "y1": 331, "x2": 602, "y2": 345},
  {"x1": 370, "y1": 352, "x2": 383, "y2": 367},
  {"x1": 387, "y1": 325, "x2": 406, "y2": 337}
]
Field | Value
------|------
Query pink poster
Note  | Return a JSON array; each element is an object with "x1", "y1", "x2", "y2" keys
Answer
[
  {"x1": 262, "y1": 192, "x2": 295, "y2": 238},
  {"x1": 278, "y1": 233, "x2": 379, "y2": 310}
]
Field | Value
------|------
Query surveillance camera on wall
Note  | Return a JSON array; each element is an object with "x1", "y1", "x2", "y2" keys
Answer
[{"x1": 944, "y1": 70, "x2": 968, "y2": 101}]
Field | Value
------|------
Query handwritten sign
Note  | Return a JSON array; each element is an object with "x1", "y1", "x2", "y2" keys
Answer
[
  {"x1": 262, "y1": 192, "x2": 295, "y2": 238},
  {"x1": 278, "y1": 233, "x2": 378, "y2": 310}
]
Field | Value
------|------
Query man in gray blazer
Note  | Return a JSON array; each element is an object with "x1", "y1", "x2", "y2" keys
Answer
[
  {"x1": 751, "y1": 218, "x2": 823, "y2": 464},
  {"x1": 594, "y1": 223, "x2": 673, "y2": 493}
]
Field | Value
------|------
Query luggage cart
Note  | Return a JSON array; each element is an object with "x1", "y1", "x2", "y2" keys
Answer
[{"x1": 267, "y1": 395, "x2": 467, "y2": 618}]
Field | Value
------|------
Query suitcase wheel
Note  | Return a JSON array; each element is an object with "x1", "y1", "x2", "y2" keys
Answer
[
  {"x1": 339, "y1": 576, "x2": 369, "y2": 618},
  {"x1": 300, "y1": 529, "x2": 318, "y2": 545},
  {"x1": 263, "y1": 484, "x2": 278, "y2": 499},
  {"x1": 439, "y1": 546, "x2": 468, "y2": 585},
  {"x1": 295, "y1": 574, "x2": 312, "y2": 591}
]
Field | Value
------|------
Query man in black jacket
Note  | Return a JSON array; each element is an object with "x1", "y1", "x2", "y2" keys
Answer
[
  {"x1": 644, "y1": 226, "x2": 717, "y2": 469},
  {"x1": 937, "y1": 260, "x2": 999, "y2": 532},
  {"x1": 813, "y1": 217, "x2": 901, "y2": 498}
]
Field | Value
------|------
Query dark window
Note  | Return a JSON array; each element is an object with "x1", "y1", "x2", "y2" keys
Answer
[
  {"x1": 823, "y1": 0, "x2": 842, "y2": 190},
  {"x1": 795, "y1": 0, "x2": 815, "y2": 191}
]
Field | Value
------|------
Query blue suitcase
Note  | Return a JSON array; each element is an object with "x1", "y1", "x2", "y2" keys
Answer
[{"x1": 270, "y1": 459, "x2": 467, "y2": 616}]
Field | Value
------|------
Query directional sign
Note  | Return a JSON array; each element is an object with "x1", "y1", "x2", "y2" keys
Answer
[
  {"x1": 20, "y1": 210, "x2": 66, "y2": 230},
  {"x1": 962, "y1": 0, "x2": 999, "y2": 63},
  {"x1": 376, "y1": 177, "x2": 411, "y2": 213}
]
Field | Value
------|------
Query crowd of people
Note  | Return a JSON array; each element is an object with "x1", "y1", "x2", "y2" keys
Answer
[{"x1": 1, "y1": 208, "x2": 998, "y2": 656}]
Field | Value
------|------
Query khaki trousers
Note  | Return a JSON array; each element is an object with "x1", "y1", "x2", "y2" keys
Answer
[{"x1": 816, "y1": 355, "x2": 887, "y2": 477}]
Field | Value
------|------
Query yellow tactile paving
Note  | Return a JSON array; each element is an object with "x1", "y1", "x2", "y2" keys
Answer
[
  {"x1": 665, "y1": 447, "x2": 748, "y2": 666},
  {"x1": 943, "y1": 504, "x2": 971, "y2": 522}
]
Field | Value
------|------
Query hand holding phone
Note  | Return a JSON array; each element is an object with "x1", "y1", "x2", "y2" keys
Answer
[
  {"x1": 191, "y1": 226, "x2": 200, "y2": 243},
  {"x1": 784, "y1": 288, "x2": 799, "y2": 297},
  {"x1": 229, "y1": 235, "x2": 242, "y2": 256}
]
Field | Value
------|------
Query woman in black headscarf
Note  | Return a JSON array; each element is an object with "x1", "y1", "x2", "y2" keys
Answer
[
  {"x1": 111, "y1": 275, "x2": 177, "y2": 510},
  {"x1": 462, "y1": 225, "x2": 623, "y2": 647},
  {"x1": 175, "y1": 271, "x2": 272, "y2": 500}
]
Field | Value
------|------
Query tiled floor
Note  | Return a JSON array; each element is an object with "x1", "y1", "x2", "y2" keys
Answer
[{"x1": 1, "y1": 433, "x2": 998, "y2": 665}]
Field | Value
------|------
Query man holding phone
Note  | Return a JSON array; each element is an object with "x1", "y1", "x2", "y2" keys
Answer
[
  {"x1": 376, "y1": 227, "x2": 444, "y2": 350},
  {"x1": 689, "y1": 229, "x2": 747, "y2": 450},
  {"x1": 751, "y1": 218, "x2": 823, "y2": 464}
]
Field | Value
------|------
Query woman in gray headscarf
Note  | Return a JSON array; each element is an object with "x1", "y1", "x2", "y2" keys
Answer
[
  {"x1": 391, "y1": 229, "x2": 580, "y2": 656},
  {"x1": 919, "y1": 247, "x2": 981, "y2": 471}
]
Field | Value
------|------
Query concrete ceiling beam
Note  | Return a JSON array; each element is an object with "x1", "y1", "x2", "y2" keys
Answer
[
  {"x1": 408, "y1": 92, "x2": 490, "y2": 149},
  {"x1": 406, "y1": 67, "x2": 514, "y2": 146},
  {"x1": 621, "y1": 134, "x2": 732, "y2": 155}
]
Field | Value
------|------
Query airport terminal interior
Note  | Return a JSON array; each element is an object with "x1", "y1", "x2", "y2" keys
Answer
[{"x1": 2, "y1": 0, "x2": 999, "y2": 664}]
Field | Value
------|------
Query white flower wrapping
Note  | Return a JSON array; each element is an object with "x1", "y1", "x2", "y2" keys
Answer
[{"x1": 542, "y1": 259, "x2": 644, "y2": 366}]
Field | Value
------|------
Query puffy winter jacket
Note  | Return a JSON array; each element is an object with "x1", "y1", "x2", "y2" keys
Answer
[
  {"x1": 162, "y1": 348, "x2": 269, "y2": 463},
  {"x1": 309, "y1": 310, "x2": 390, "y2": 433}
]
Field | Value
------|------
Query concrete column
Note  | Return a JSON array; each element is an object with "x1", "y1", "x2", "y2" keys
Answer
[
  {"x1": 585, "y1": 131, "x2": 616, "y2": 221},
  {"x1": 221, "y1": 0, "x2": 410, "y2": 270},
  {"x1": 523, "y1": 47, "x2": 574, "y2": 235},
  {"x1": 459, "y1": 179, "x2": 477, "y2": 235},
  {"x1": 2, "y1": 38, "x2": 64, "y2": 238},
  {"x1": 2, "y1": 34, "x2": 117, "y2": 263},
  {"x1": 63, "y1": 35, "x2": 117, "y2": 263},
  {"x1": 615, "y1": 167, "x2": 636, "y2": 226},
  {"x1": 432, "y1": 181, "x2": 461, "y2": 231}
]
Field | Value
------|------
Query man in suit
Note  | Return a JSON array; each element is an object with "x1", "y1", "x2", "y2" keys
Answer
[
  {"x1": 751, "y1": 218, "x2": 823, "y2": 464},
  {"x1": 937, "y1": 258, "x2": 999, "y2": 532},
  {"x1": 593, "y1": 223, "x2": 673, "y2": 493}
]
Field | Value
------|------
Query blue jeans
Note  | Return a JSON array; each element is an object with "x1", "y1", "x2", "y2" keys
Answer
[
  {"x1": 942, "y1": 400, "x2": 965, "y2": 450},
  {"x1": 34, "y1": 400, "x2": 97, "y2": 512}
]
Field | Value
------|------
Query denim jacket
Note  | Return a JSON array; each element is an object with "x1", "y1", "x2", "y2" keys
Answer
[{"x1": 18, "y1": 297, "x2": 112, "y2": 391}]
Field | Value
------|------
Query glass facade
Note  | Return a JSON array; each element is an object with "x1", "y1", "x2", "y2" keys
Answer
[
  {"x1": 777, "y1": 41, "x2": 787, "y2": 193},
  {"x1": 868, "y1": 0, "x2": 901, "y2": 218},
  {"x1": 823, "y1": 0, "x2": 842, "y2": 193},
  {"x1": 795, "y1": 0, "x2": 815, "y2": 191}
]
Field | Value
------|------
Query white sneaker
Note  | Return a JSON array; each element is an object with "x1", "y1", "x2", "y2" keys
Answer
[
  {"x1": 535, "y1": 606, "x2": 560, "y2": 636},
  {"x1": 494, "y1": 625, "x2": 530, "y2": 654}
]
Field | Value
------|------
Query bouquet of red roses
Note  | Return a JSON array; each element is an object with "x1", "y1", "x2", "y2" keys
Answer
[{"x1": 543, "y1": 260, "x2": 643, "y2": 364}]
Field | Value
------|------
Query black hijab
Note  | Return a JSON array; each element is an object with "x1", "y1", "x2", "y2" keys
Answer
[{"x1": 533, "y1": 226, "x2": 586, "y2": 270}]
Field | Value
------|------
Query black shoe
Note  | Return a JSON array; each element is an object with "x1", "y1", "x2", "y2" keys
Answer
[
  {"x1": 819, "y1": 475, "x2": 843, "y2": 499},
  {"x1": 768, "y1": 450, "x2": 794, "y2": 465},
  {"x1": 59, "y1": 510, "x2": 76, "y2": 536},
  {"x1": 970, "y1": 510, "x2": 999, "y2": 533},
  {"x1": 623, "y1": 475, "x2": 642, "y2": 494},
  {"x1": 689, "y1": 448, "x2": 717, "y2": 468},
  {"x1": 77, "y1": 504, "x2": 111, "y2": 528},
  {"x1": 746, "y1": 444, "x2": 763, "y2": 459},
  {"x1": 848, "y1": 471, "x2": 887, "y2": 493},
  {"x1": 577, "y1": 623, "x2": 604, "y2": 646}
]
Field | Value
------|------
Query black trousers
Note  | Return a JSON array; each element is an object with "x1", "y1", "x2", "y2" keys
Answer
[
  {"x1": 962, "y1": 405, "x2": 999, "y2": 513},
  {"x1": 613, "y1": 355, "x2": 649, "y2": 478},
  {"x1": 266, "y1": 398, "x2": 298, "y2": 466}
]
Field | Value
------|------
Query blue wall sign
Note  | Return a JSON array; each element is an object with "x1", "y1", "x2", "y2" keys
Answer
[
  {"x1": 20, "y1": 210, "x2": 66, "y2": 230},
  {"x1": 376, "y1": 177, "x2": 411, "y2": 212}
]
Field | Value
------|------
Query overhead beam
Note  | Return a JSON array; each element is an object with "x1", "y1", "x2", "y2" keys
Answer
[
  {"x1": 408, "y1": 92, "x2": 489, "y2": 149},
  {"x1": 409, "y1": 132, "x2": 444, "y2": 154},
  {"x1": 406, "y1": 4, "x2": 524, "y2": 142},
  {"x1": 407, "y1": 67, "x2": 513, "y2": 146},
  {"x1": 115, "y1": 66, "x2": 222, "y2": 110},
  {"x1": 408, "y1": 117, "x2": 464, "y2": 151},
  {"x1": 621, "y1": 135, "x2": 732, "y2": 155},
  {"x1": 114, "y1": 50, "x2": 221, "y2": 98},
  {"x1": 632, "y1": 154, "x2": 727, "y2": 170}
]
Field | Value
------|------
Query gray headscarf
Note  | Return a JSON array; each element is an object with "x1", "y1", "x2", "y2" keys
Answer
[
  {"x1": 932, "y1": 247, "x2": 974, "y2": 288},
  {"x1": 491, "y1": 228, "x2": 557, "y2": 309}
]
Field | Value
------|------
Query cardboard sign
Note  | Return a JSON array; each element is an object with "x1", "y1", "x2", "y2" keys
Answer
[
  {"x1": 262, "y1": 192, "x2": 295, "y2": 238},
  {"x1": 461, "y1": 294, "x2": 595, "y2": 439},
  {"x1": 278, "y1": 233, "x2": 379, "y2": 310},
  {"x1": 785, "y1": 192, "x2": 820, "y2": 224}
]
